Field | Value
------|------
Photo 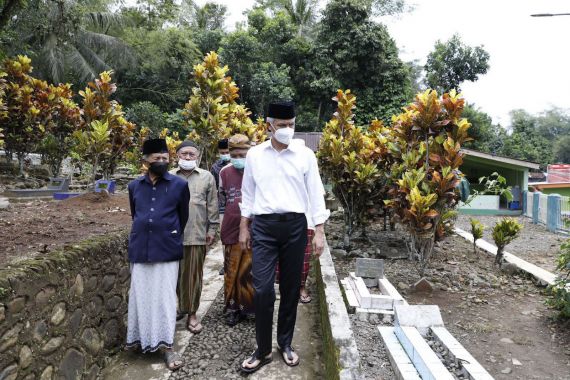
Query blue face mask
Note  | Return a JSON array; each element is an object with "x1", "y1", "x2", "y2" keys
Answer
[
  {"x1": 220, "y1": 154, "x2": 231, "y2": 162},
  {"x1": 231, "y1": 158, "x2": 245, "y2": 170}
]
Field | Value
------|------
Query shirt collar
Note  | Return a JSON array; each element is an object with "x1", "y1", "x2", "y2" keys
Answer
[
  {"x1": 173, "y1": 167, "x2": 203, "y2": 176},
  {"x1": 263, "y1": 138, "x2": 303, "y2": 153},
  {"x1": 139, "y1": 171, "x2": 173, "y2": 183}
]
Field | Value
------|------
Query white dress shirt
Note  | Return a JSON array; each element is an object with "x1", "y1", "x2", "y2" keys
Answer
[{"x1": 240, "y1": 138, "x2": 330, "y2": 226}]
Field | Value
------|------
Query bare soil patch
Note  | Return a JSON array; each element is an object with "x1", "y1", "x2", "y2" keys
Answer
[
  {"x1": 328, "y1": 216, "x2": 570, "y2": 380},
  {"x1": 0, "y1": 192, "x2": 131, "y2": 266}
]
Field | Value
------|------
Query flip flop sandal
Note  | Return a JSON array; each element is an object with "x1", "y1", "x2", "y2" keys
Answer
[
  {"x1": 277, "y1": 345, "x2": 300, "y2": 367},
  {"x1": 240, "y1": 349, "x2": 272, "y2": 374},
  {"x1": 163, "y1": 350, "x2": 184, "y2": 371},
  {"x1": 187, "y1": 321, "x2": 203, "y2": 334},
  {"x1": 299, "y1": 294, "x2": 312, "y2": 304}
]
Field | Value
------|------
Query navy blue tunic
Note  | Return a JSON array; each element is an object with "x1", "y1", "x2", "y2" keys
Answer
[{"x1": 127, "y1": 172, "x2": 190, "y2": 263}]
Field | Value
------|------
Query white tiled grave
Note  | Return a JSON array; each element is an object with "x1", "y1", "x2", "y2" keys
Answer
[
  {"x1": 379, "y1": 305, "x2": 494, "y2": 380},
  {"x1": 341, "y1": 272, "x2": 407, "y2": 314}
]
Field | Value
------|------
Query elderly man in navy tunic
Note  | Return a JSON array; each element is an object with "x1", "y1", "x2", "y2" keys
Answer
[
  {"x1": 238, "y1": 101, "x2": 329, "y2": 373},
  {"x1": 125, "y1": 138, "x2": 190, "y2": 371}
]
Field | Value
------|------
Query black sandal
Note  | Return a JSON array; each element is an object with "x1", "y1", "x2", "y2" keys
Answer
[
  {"x1": 277, "y1": 345, "x2": 300, "y2": 367},
  {"x1": 240, "y1": 349, "x2": 272, "y2": 374}
]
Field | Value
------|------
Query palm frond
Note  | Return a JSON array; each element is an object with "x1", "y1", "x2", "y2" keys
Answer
[
  {"x1": 78, "y1": 30, "x2": 135, "y2": 67},
  {"x1": 41, "y1": 32, "x2": 65, "y2": 84},
  {"x1": 66, "y1": 46, "x2": 98, "y2": 83},
  {"x1": 84, "y1": 12, "x2": 129, "y2": 32}
]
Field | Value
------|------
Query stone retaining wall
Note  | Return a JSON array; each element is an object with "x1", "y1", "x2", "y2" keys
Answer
[{"x1": 0, "y1": 230, "x2": 129, "y2": 380}]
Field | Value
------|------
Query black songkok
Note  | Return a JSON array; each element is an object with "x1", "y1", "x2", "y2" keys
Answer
[
  {"x1": 267, "y1": 101, "x2": 295, "y2": 119},
  {"x1": 218, "y1": 139, "x2": 229, "y2": 149},
  {"x1": 142, "y1": 139, "x2": 168, "y2": 155}
]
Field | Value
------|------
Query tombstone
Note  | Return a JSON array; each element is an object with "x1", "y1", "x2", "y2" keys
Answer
[
  {"x1": 48, "y1": 177, "x2": 70, "y2": 191},
  {"x1": 94, "y1": 180, "x2": 116, "y2": 194},
  {"x1": 355, "y1": 258, "x2": 384, "y2": 287}
]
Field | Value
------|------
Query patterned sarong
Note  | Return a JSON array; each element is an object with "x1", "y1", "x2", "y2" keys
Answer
[
  {"x1": 126, "y1": 261, "x2": 179, "y2": 352},
  {"x1": 224, "y1": 244, "x2": 254, "y2": 314}
]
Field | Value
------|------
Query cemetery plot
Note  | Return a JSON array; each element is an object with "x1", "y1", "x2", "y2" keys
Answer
[
  {"x1": 341, "y1": 261, "x2": 407, "y2": 314},
  {"x1": 329, "y1": 217, "x2": 570, "y2": 380},
  {"x1": 0, "y1": 192, "x2": 130, "y2": 266}
]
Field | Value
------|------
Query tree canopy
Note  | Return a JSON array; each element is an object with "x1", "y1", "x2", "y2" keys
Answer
[{"x1": 425, "y1": 34, "x2": 490, "y2": 93}]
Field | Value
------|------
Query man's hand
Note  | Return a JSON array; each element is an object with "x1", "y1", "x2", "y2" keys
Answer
[
  {"x1": 312, "y1": 225, "x2": 325, "y2": 258},
  {"x1": 206, "y1": 233, "x2": 216, "y2": 246},
  {"x1": 239, "y1": 217, "x2": 251, "y2": 251}
]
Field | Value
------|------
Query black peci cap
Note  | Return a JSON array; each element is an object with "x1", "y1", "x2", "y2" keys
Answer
[
  {"x1": 142, "y1": 139, "x2": 169, "y2": 155},
  {"x1": 218, "y1": 139, "x2": 229, "y2": 149},
  {"x1": 267, "y1": 101, "x2": 295, "y2": 119}
]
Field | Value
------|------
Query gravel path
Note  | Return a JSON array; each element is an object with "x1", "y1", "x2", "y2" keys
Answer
[
  {"x1": 455, "y1": 214, "x2": 566, "y2": 273},
  {"x1": 169, "y1": 283, "x2": 324, "y2": 380}
]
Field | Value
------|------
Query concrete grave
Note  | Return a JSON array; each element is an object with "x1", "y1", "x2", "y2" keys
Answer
[
  {"x1": 394, "y1": 304, "x2": 443, "y2": 337},
  {"x1": 341, "y1": 272, "x2": 406, "y2": 315},
  {"x1": 355, "y1": 258, "x2": 384, "y2": 287},
  {"x1": 7, "y1": 177, "x2": 70, "y2": 198},
  {"x1": 379, "y1": 304, "x2": 494, "y2": 380}
]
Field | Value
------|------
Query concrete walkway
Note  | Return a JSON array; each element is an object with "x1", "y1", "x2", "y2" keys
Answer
[
  {"x1": 101, "y1": 245, "x2": 324, "y2": 379},
  {"x1": 101, "y1": 244, "x2": 225, "y2": 380}
]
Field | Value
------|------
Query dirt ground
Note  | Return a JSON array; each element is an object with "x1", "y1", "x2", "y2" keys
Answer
[
  {"x1": 0, "y1": 192, "x2": 131, "y2": 266},
  {"x1": 455, "y1": 214, "x2": 566, "y2": 274},
  {"x1": 329, "y1": 216, "x2": 570, "y2": 380}
]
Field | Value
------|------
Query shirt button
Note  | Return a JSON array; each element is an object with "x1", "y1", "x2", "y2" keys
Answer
[
  {"x1": 149, "y1": 219, "x2": 153, "y2": 223},
  {"x1": 150, "y1": 208, "x2": 154, "y2": 212},
  {"x1": 152, "y1": 197, "x2": 156, "y2": 201},
  {"x1": 153, "y1": 187, "x2": 156, "y2": 191},
  {"x1": 149, "y1": 230, "x2": 153, "y2": 233}
]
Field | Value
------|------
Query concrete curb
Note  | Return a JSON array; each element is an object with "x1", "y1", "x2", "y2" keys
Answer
[
  {"x1": 454, "y1": 227, "x2": 557, "y2": 286},
  {"x1": 315, "y1": 241, "x2": 361, "y2": 380}
]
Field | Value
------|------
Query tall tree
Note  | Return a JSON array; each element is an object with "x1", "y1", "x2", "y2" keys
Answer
[
  {"x1": 256, "y1": 0, "x2": 319, "y2": 37},
  {"x1": 554, "y1": 135, "x2": 570, "y2": 164},
  {"x1": 7, "y1": 0, "x2": 131, "y2": 85},
  {"x1": 312, "y1": 0, "x2": 412, "y2": 124},
  {"x1": 500, "y1": 109, "x2": 553, "y2": 168},
  {"x1": 425, "y1": 34, "x2": 489, "y2": 93}
]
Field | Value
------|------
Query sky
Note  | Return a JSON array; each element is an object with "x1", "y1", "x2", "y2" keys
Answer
[{"x1": 182, "y1": 0, "x2": 570, "y2": 126}]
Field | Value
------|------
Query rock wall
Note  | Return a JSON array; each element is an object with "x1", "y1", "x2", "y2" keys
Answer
[{"x1": 0, "y1": 231, "x2": 129, "y2": 380}]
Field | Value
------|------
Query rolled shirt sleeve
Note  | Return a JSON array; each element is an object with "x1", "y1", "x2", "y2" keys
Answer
[
  {"x1": 305, "y1": 151, "x2": 330, "y2": 226},
  {"x1": 240, "y1": 152, "x2": 255, "y2": 219}
]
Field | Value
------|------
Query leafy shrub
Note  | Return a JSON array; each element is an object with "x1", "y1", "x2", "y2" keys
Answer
[
  {"x1": 385, "y1": 89, "x2": 471, "y2": 276},
  {"x1": 547, "y1": 239, "x2": 570, "y2": 319},
  {"x1": 318, "y1": 89, "x2": 389, "y2": 248},
  {"x1": 476, "y1": 172, "x2": 513, "y2": 202},
  {"x1": 470, "y1": 218, "x2": 484, "y2": 254},
  {"x1": 491, "y1": 217, "x2": 522, "y2": 267}
]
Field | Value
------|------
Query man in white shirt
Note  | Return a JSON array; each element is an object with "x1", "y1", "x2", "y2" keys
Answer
[{"x1": 238, "y1": 101, "x2": 329, "y2": 373}]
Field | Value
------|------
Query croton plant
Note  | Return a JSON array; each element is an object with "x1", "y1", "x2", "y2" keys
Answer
[
  {"x1": 183, "y1": 52, "x2": 267, "y2": 170},
  {"x1": 385, "y1": 89, "x2": 472, "y2": 275},
  {"x1": 318, "y1": 89, "x2": 390, "y2": 248}
]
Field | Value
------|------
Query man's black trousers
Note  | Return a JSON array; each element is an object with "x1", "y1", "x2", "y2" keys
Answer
[{"x1": 251, "y1": 213, "x2": 308, "y2": 356}]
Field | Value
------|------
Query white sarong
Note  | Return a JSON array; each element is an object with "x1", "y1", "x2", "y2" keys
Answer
[{"x1": 126, "y1": 261, "x2": 179, "y2": 352}]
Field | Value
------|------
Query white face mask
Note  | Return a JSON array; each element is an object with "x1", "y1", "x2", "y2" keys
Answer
[
  {"x1": 272, "y1": 126, "x2": 295, "y2": 145},
  {"x1": 179, "y1": 159, "x2": 196, "y2": 171}
]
